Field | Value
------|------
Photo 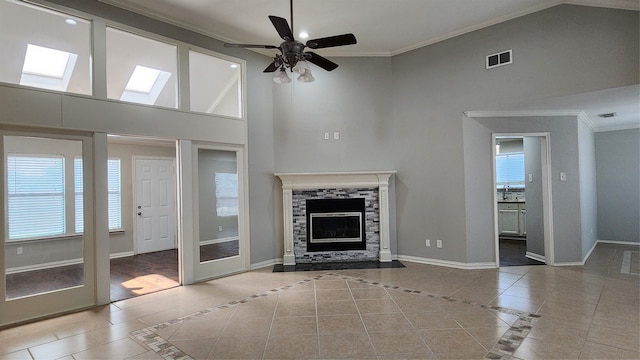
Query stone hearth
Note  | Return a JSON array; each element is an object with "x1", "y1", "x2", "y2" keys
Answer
[{"x1": 275, "y1": 171, "x2": 395, "y2": 266}]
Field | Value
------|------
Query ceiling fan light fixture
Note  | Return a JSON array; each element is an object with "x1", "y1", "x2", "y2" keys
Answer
[
  {"x1": 273, "y1": 67, "x2": 291, "y2": 83},
  {"x1": 297, "y1": 68, "x2": 315, "y2": 82},
  {"x1": 292, "y1": 60, "x2": 310, "y2": 75}
]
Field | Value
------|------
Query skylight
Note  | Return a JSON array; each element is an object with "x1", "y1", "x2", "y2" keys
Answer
[
  {"x1": 120, "y1": 65, "x2": 171, "y2": 105},
  {"x1": 125, "y1": 65, "x2": 161, "y2": 93},
  {"x1": 20, "y1": 44, "x2": 78, "y2": 91}
]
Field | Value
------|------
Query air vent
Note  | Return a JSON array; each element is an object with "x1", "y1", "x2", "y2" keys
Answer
[
  {"x1": 598, "y1": 112, "x2": 617, "y2": 118},
  {"x1": 486, "y1": 49, "x2": 512, "y2": 69}
]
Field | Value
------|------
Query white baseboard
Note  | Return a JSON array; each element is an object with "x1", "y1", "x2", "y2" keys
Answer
[
  {"x1": 397, "y1": 255, "x2": 497, "y2": 270},
  {"x1": 555, "y1": 261, "x2": 585, "y2": 266},
  {"x1": 250, "y1": 258, "x2": 283, "y2": 270},
  {"x1": 6, "y1": 258, "x2": 84, "y2": 275},
  {"x1": 525, "y1": 251, "x2": 546, "y2": 263},
  {"x1": 597, "y1": 239, "x2": 640, "y2": 246},
  {"x1": 201, "y1": 236, "x2": 239, "y2": 246},
  {"x1": 110, "y1": 251, "x2": 134, "y2": 259}
]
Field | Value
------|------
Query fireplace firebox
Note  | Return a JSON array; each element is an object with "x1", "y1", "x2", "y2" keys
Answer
[{"x1": 306, "y1": 198, "x2": 366, "y2": 252}]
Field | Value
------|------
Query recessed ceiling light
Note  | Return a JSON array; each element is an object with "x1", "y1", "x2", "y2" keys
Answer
[
  {"x1": 598, "y1": 112, "x2": 617, "y2": 118},
  {"x1": 65, "y1": 19, "x2": 77, "y2": 25},
  {"x1": 298, "y1": 31, "x2": 309, "y2": 39}
]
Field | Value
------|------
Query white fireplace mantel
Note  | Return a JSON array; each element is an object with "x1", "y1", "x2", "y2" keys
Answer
[{"x1": 275, "y1": 171, "x2": 396, "y2": 265}]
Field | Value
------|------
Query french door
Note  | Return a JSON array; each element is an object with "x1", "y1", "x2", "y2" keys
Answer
[
  {"x1": 1, "y1": 130, "x2": 98, "y2": 326},
  {"x1": 179, "y1": 141, "x2": 249, "y2": 283}
]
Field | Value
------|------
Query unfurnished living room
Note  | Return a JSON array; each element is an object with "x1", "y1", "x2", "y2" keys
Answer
[{"x1": 0, "y1": 0, "x2": 638, "y2": 359}]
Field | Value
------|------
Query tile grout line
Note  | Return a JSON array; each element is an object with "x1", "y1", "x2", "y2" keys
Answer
[
  {"x1": 130, "y1": 272, "x2": 540, "y2": 360},
  {"x1": 323, "y1": 273, "x2": 541, "y2": 360}
]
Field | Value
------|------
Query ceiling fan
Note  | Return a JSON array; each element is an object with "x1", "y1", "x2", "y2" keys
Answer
[{"x1": 223, "y1": 0, "x2": 357, "y2": 82}]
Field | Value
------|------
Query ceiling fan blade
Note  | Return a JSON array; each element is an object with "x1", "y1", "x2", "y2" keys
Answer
[
  {"x1": 306, "y1": 34, "x2": 357, "y2": 49},
  {"x1": 269, "y1": 16, "x2": 294, "y2": 41},
  {"x1": 263, "y1": 61, "x2": 278, "y2": 73},
  {"x1": 305, "y1": 52, "x2": 339, "y2": 71},
  {"x1": 224, "y1": 43, "x2": 277, "y2": 49}
]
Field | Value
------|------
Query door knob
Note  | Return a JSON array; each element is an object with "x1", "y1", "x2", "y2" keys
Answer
[{"x1": 138, "y1": 212, "x2": 142, "y2": 216}]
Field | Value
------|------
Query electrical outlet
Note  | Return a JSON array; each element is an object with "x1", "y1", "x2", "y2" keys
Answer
[
  {"x1": 436, "y1": 239, "x2": 442, "y2": 248},
  {"x1": 218, "y1": 225, "x2": 223, "y2": 232},
  {"x1": 425, "y1": 239, "x2": 431, "y2": 247},
  {"x1": 17, "y1": 247, "x2": 23, "y2": 255},
  {"x1": 334, "y1": 132, "x2": 340, "y2": 140}
]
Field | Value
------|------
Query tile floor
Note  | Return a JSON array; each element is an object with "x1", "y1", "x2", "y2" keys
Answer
[{"x1": 0, "y1": 242, "x2": 638, "y2": 360}]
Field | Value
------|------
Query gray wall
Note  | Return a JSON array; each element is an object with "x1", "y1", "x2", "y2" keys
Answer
[
  {"x1": 393, "y1": 5, "x2": 637, "y2": 264},
  {"x1": 595, "y1": 128, "x2": 640, "y2": 243},
  {"x1": 578, "y1": 121, "x2": 598, "y2": 257},
  {"x1": 524, "y1": 137, "x2": 544, "y2": 257}
]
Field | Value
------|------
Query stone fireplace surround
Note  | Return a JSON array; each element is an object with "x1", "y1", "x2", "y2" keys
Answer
[{"x1": 275, "y1": 171, "x2": 395, "y2": 265}]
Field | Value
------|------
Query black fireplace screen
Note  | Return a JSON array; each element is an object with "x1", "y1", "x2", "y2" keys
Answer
[{"x1": 306, "y1": 198, "x2": 366, "y2": 252}]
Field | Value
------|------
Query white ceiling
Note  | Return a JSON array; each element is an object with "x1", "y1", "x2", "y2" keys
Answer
[
  {"x1": 97, "y1": 0, "x2": 639, "y2": 130},
  {"x1": 99, "y1": 0, "x2": 638, "y2": 57}
]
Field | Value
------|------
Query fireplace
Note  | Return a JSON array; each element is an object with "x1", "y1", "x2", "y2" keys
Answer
[
  {"x1": 275, "y1": 171, "x2": 396, "y2": 265},
  {"x1": 307, "y1": 198, "x2": 366, "y2": 252}
]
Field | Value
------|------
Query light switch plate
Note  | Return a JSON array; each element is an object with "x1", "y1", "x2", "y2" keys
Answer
[
  {"x1": 334, "y1": 132, "x2": 340, "y2": 140},
  {"x1": 324, "y1": 132, "x2": 330, "y2": 140},
  {"x1": 560, "y1": 172, "x2": 567, "y2": 181},
  {"x1": 528, "y1": 173, "x2": 533, "y2": 182}
]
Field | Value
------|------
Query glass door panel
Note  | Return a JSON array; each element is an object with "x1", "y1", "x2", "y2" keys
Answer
[
  {"x1": 1, "y1": 132, "x2": 95, "y2": 326},
  {"x1": 197, "y1": 149, "x2": 239, "y2": 263}
]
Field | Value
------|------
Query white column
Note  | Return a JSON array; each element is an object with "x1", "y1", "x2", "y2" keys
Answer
[
  {"x1": 378, "y1": 174, "x2": 392, "y2": 262},
  {"x1": 281, "y1": 181, "x2": 296, "y2": 265}
]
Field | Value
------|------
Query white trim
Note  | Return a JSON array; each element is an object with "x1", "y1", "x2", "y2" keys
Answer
[
  {"x1": 109, "y1": 251, "x2": 134, "y2": 259},
  {"x1": 525, "y1": 251, "x2": 546, "y2": 263},
  {"x1": 6, "y1": 258, "x2": 83, "y2": 275},
  {"x1": 594, "y1": 123, "x2": 640, "y2": 132},
  {"x1": 597, "y1": 239, "x2": 640, "y2": 246},
  {"x1": 583, "y1": 240, "x2": 599, "y2": 263},
  {"x1": 397, "y1": 255, "x2": 497, "y2": 270},
  {"x1": 250, "y1": 258, "x2": 283, "y2": 270},
  {"x1": 555, "y1": 261, "x2": 585, "y2": 266},
  {"x1": 200, "y1": 236, "x2": 238, "y2": 246}
]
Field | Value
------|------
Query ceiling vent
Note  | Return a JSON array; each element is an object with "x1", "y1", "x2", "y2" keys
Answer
[
  {"x1": 598, "y1": 112, "x2": 617, "y2": 118},
  {"x1": 486, "y1": 49, "x2": 512, "y2": 69}
]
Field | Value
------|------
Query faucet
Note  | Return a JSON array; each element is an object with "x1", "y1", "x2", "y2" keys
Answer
[{"x1": 502, "y1": 185, "x2": 509, "y2": 200}]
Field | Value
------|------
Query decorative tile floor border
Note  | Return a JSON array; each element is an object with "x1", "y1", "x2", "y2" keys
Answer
[{"x1": 130, "y1": 272, "x2": 540, "y2": 360}]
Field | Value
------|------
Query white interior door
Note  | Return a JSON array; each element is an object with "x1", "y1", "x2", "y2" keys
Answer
[{"x1": 135, "y1": 158, "x2": 176, "y2": 254}]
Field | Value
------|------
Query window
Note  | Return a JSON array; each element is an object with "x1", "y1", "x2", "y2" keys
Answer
[
  {"x1": 0, "y1": 0, "x2": 91, "y2": 94},
  {"x1": 496, "y1": 152, "x2": 525, "y2": 188},
  {"x1": 20, "y1": 44, "x2": 78, "y2": 91},
  {"x1": 215, "y1": 172, "x2": 238, "y2": 217},
  {"x1": 106, "y1": 27, "x2": 177, "y2": 108},
  {"x1": 7, "y1": 155, "x2": 65, "y2": 240},
  {"x1": 74, "y1": 158, "x2": 121, "y2": 232},
  {"x1": 189, "y1": 50, "x2": 242, "y2": 118}
]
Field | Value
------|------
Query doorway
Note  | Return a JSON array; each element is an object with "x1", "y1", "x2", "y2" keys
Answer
[
  {"x1": 107, "y1": 136, "x2": 179, "y2": 302},
  {"x1": 493, "y1": 133, "x2": 554, "y2": 266}
]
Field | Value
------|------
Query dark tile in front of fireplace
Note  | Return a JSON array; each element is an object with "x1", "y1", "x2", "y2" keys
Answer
[{"x1": 272, "y1": 260, "x2": 406, "y2": 272}]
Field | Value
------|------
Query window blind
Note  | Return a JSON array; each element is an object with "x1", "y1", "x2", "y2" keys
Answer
[
  {"x1": 496, "y1": 152, "x2": 525, "y2": 187},
  {"x1": 74, "y1": 158, "x2": 121, "y2": 232},
  {"x1": 7, "y1": 155, "x2": 65, "y2": 240},
  {"x1": 215, "y1": 172, "x2": 238, "y2": 217}
]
